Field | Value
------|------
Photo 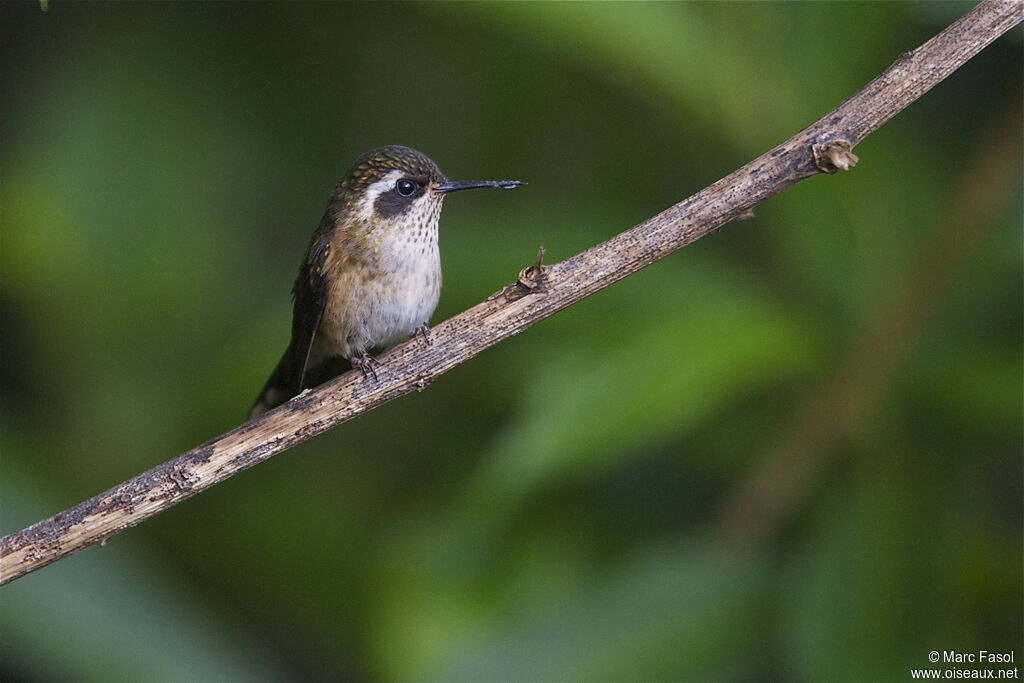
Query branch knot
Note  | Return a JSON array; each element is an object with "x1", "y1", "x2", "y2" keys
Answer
[
  {"x1": 812, "y1": 139, "x2": 860, "y2": 173},
  {"x1": 516, "y1": 245, "x2": 547, "y2": 291}
]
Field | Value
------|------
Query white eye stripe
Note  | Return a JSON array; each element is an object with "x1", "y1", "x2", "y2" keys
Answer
[
  {"x1": 358, "y1": 170, "x2": 406, "y2": 220},
  {"x1": 364, "y1": 170, "x2": 405, "y2": 201}
]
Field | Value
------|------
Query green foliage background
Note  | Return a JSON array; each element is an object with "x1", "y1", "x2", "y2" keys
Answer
[{"x1": 1, "y1": 2, "x2": 1020, "y2": 681}]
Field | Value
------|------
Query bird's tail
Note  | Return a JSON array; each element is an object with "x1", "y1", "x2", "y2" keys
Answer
[
  {"x1": 249, "y1": 349, "x2": 297, "y2": 419},
  {"x1": 249, "y1": 349, "x2": 352, "y2": 419}
]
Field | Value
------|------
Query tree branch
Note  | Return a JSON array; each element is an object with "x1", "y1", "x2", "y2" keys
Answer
[
  {"x1": 715, "y1": 89, "x2": 1024, "y2": 545},
  {"x1": 2, "y1": 0, "x2": 1020, "y2": 586}
]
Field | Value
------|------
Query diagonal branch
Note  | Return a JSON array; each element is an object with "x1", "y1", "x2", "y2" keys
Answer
[
  {"x1": 715, "y1": 90, "x2": 1024, "y2": 546},
  {"x1": 2, "y1": 0, "x2": 1020, "y2": 586}
]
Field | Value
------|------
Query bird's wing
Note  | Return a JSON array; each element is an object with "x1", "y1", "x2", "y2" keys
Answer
[
  {"x1": 289, "y1": 216, "x2": 335, "y2": 392},
  {"x1": 248, "y1": 215, "x2": 335, "y2": 418}
]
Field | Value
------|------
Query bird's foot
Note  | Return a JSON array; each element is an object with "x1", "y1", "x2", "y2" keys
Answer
[
  {"x1": 411, "y1": 323, "x2": 432, "y2": 346},
  {"x1": 350, "y1": 353, "x2": 382, "y2": 381}
]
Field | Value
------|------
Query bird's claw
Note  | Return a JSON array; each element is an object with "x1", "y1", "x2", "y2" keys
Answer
[
  {"x1": 351, "y1": 353, "x2": 382, "y2": 381},
  {"x1": 411, "y1": 323, "x2": 432, "y2": 346}
]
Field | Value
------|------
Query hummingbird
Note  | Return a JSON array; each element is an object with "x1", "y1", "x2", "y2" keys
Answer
[{"x1": 250, "y1": 145, "x2": 523, "y2": 418}]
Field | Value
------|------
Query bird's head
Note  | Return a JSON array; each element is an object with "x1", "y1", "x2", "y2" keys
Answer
[{"x1": 331, "y1": 145, "x2": 523, "y2": 228}]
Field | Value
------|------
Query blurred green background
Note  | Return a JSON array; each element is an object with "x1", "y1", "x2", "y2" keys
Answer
[{"x1": 1, "y1": 2, "x2": 1020, "y2": 681}]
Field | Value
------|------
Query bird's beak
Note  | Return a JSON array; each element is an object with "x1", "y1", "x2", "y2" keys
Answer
[{"x1": 434, "y1": 179, "x2": 525, "y2": 194}]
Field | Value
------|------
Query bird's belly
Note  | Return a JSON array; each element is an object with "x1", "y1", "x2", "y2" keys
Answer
[{"x1": 319, "y1": 252, "x2": 440, "y2": 360}]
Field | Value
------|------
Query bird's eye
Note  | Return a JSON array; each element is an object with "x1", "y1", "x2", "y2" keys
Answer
[{"x1": 396, "y1": 179, "x2": 417, "y2": 197}]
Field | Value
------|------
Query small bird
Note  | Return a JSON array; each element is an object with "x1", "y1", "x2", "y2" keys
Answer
[{"x1": 250, "y1": 145, "x2": 523, "y2": 418}]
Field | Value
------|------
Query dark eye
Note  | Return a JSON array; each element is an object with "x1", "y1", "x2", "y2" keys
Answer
[{"x1": 395, "y1": 179, "x2": 417, "y2": 197}]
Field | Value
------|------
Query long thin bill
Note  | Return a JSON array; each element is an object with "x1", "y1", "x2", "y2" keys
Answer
[{"x1": 434, "y1": 179, "x2": 525, "y2": 194}]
